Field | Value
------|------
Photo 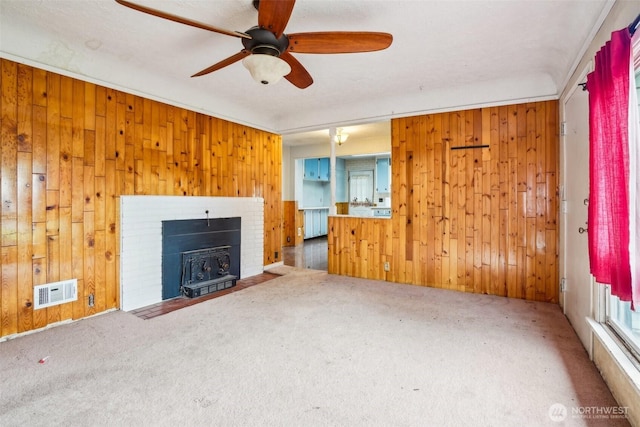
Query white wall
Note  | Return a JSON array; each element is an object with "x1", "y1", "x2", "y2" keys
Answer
[
  {"x1": 283, "y1": 130, "x2": 392, "y2": 203},
  {"x1": 119, "y1": 196, "x2": 264, "y2": 311},
  {"x1": 302, "y1": 180, "x2": 329, "y2": 208},
  {"x1": 288, "y1": 134, "x2": 391, "y2": 160}
]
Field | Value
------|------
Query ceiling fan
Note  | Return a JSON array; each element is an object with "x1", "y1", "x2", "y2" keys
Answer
[{"x1": 115, "y1": 0, "x2": 392, "y2": 88}]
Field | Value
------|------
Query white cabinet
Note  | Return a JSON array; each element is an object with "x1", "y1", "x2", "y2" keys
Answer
[
  {"x1": 349, "y1": 206, "x2": 373, "y2": 217},
  {"x1": 313, "y1": 211, "x2": 322, "y2": 236},
  {"x1": 373, "y1": 208, "x2": 391, "y2": 217},
  {"x1": 376, "y1": 157, "x2": 390, "y2": 193},
  {"x1": 320, "y1": 209, "x2": 328, "y2": 235},
  {"x1": 304, "y1": 210, "x2": 313, "y2": 239},
  {"x1": 303, "y1": 208, "x2": 329, "y2": 239}
]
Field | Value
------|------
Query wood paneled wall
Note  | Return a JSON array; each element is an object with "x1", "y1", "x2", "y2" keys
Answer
[
  {"x1": 0, "y1": 59, "x2": 282, "y2": 338},
  {"x1": 329, "y1": 101, "x2": 559, "y2": 303},
  {"x1": 282, "y1": 200, "x2": 303, "y2": 247}
]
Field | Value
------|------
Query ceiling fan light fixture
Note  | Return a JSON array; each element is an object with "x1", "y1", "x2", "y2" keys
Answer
[
  {"x1": 116, "y1": 0, "x2": 392, "y2": 89},
  {"x1": 242, "y1": 54, "x2": 291, "y2": 85}
]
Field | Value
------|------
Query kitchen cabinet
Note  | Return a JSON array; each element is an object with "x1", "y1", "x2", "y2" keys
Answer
[
  {"x1": 304, "y1": 158, "x2": 319, "y2": 180},
  {"x1": 318, "y1": 158, "x2": 330, "y2": 181},
  {"x1": 319, "y1": 209, "x2": 328, "y2": 235},
  {"x1": 304, "y1": 210, "x2": 313, "y2": 239},
  {"x1": 373, "y1": 208, "x2": 391, "y2": 217},
  {"x1": 303, "y1": 208, "x2": 329, "y2": 239},
  {"x1": 313, "y1": 213, "x2": 322, "y2": 236},
  {"x1": 304, "y1": 157, "x2": 330, "y2": 181},
  {"x1": 376, "y1": 157, "x2": 390, "y2": 193},
  {"x1": 349, "y1": 206, "x2": 373, "y2": 217}
]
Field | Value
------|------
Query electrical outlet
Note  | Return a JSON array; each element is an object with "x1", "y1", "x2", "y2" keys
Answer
[
  {"x1": 297, "y1": 227, "x2": 301, "y2": 236},
  {"x1": 384, "y1": 262, "x2": 390, "y2": 272},
  {"x1": 88, "y1": 293, "x2": 95, "y2": 307}
]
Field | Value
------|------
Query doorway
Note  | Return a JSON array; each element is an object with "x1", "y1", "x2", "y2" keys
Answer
[
  {"x1": 282, "y1": 236, "x2": 328, "y2": 270},
  {"x1": 562, "y1": 70, "x2": 592, "y2": 352}
]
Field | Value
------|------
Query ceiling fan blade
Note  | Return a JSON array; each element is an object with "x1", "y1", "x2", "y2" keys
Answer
[
  {"x1": 287, "y1": 32, "x2": 393, "y2": 54},
  {"x1": 258, "y1": 0, "x2": 296, "y2": 38},
  {"x1": 191, "y1": 51, "x2": 250, "y2": 77},
  {"x1": 280, "y1": 51, "x2": 313, "y2": 89},
  {"x1": 115, "y1": 0, "x2": 250, "y2": 39}
]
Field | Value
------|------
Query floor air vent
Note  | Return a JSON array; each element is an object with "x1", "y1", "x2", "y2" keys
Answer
[{"x1": 34, "y1": 279, "x2": 78, "y2": 310}]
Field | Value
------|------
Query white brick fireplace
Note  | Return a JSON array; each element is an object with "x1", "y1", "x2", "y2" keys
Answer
[{"x1": 119, "y1": 196, "x2": 264, "y2": 311}]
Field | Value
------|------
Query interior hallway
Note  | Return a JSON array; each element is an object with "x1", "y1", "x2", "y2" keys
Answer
[{"x1": 283, "y1": 236, "x2": 328, "y2": 271}]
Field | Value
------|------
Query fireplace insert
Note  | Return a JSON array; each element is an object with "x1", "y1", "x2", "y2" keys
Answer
[
  {"x1": 162, "y1": 217, "x2": 240, "y2": 299},
  {"x1": 180, "y1": 245, "x2": 236, "y2": 297}
]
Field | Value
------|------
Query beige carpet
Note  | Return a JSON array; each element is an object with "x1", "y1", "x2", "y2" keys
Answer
[{"x1": 0, "y1": 269, "x2": 629, "y2": 426}]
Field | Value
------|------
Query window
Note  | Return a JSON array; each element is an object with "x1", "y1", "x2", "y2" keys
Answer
[
  {"x1": 603, "y1": 49, "x2": 640, "y2": 361},
  {"x1": 606, "y1": 287, "x2": 640, "y2": 358},
  {"x1": 348, "y1": 170, "x2": 373, "y2": 204}
]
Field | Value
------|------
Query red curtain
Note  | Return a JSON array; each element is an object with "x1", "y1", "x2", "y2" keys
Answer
[{"x1": 587, "y1": 28, "x2": 633, "y2": 305}]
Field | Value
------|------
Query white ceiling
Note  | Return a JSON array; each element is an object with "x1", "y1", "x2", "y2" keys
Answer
[{"x1": 0, "y1": 0, "x2": 612, "y2": 146}]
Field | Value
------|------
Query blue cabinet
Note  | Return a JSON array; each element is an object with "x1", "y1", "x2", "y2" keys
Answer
[
  {"x1": 319, "y1": 158, "x2": 330, "y2": 181},
  {"x1": 304, "y1": 158, "x2": 319, "y2": 180},
  {"x1": 304, "y1": 157, "x2": 330, "y2": 181},
  {"x1": 376, "y1": 157, "x2": 390, "y2": 192}
]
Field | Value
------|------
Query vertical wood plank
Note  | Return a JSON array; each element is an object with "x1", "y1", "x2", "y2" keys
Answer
[
  {"x1": 32, "y1": 105, "x2": 47, "y2": 174},
  {"x1": 71, "y1": 222, "x2": 85, "y2": 319},
  {"x1": 1, "y1": 59, "x2": 18, "y2": 247},
  {"x1": 16, "y1": 64, "x2": 33, "y2": 153},
  {"x1": 46, "y1": 73, "x2": 61, "y2": 191},
  {"x1": 58, "y1": 206, "x2": 73, "y2": 320},
  {"x1": 1, "y1": 247, "x2": 18, "y2": 336},
  {"x1": 105, "y1": 161, "x2": 117, "y2": 309},
  {"x1": 71, "y1": 80, "x2": 86, "y2": 157},
  {"x1": 16, "y1": 152, "x2": 33, "y2": 332},
  {"x1": 84, "y1": 210, "x2": 95, "y2": 316},
  {"x1": 59, "y1": 117, "x2": 73, "y2": 208}
]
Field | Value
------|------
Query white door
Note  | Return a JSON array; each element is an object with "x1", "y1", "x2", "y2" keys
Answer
[{"x1": 563, "y1": 79, "x2": 592, "y2": 353}]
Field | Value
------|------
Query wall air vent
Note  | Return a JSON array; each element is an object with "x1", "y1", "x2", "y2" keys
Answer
[{"x1": 33, "y1": 279, "x2": 78, "y2": 310}]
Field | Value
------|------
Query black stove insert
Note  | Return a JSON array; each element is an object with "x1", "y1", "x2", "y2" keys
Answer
[
  {"x1": 180, "y1": 246, "x2": 236, "y2": 297},
  {"x1": 162, "y1": 217, "x2": 240, "y2": 299}
]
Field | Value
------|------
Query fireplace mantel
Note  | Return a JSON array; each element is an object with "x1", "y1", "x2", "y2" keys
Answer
[{"x1": 120, "y1": 196, "x2": 264, "y2": 311}]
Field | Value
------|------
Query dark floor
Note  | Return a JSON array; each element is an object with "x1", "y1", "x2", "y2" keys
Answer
[
  {"x1": 282, "y1": 236, "x2": 328, "y2": 271},
  {"x1": 131, "y1": 236, "x2": 328, "y2": 319}
]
